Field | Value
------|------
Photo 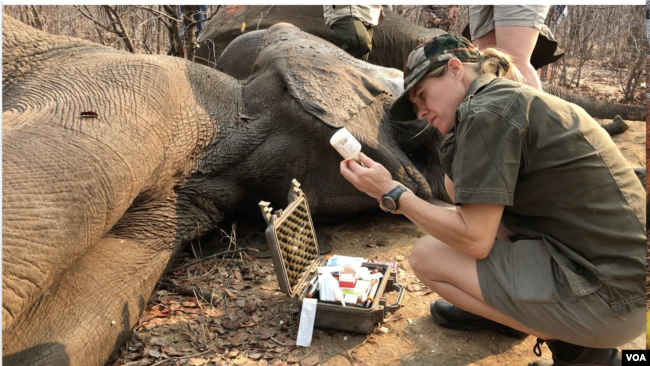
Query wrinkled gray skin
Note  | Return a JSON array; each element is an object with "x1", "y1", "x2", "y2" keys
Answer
[
  {"x1": 3, "y1": 17, "x2": 445, "y2": 366},
  {"x1": 203, "y1": 5, "x2": 644, "y2": 121}
]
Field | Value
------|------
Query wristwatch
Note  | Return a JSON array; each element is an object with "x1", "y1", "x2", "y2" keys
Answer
[{"x1": 381, "y1": 185, "x2": 407, "y2": 213}]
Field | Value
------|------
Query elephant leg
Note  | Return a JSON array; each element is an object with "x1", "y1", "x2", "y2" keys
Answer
[
  {"x1": 2, "y1": 115, "x2": 167, "y2": 334},
  {"x1": 3, "y1": 235, "x2": 174, "y2": 366}
]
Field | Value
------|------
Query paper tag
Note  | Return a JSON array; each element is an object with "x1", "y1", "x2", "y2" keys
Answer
[
  {"x1": 344, "y1": 294, "x2": 359, "y2": 305},
  {"x1": 296, "y1": 298, "x2": 318, "y2": 347}
]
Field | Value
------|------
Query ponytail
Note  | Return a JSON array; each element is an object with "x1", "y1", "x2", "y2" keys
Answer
[{"x1": 478, "y1": 48, "x2": 526, "y2": 84}]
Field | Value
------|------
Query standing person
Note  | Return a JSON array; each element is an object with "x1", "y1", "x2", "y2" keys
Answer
[
  {"x1": 339, "y1": 35, "x2": 644, "y2": 366},
  {"x1": 468, "y1": 5, "x2": 549, "y2": 90},
  {"x1": 323, "y1": 5, "x2": 384, "y2": 61},
  {"x1": 422, "y1": 5, "x2": 459, "y2": 32}
]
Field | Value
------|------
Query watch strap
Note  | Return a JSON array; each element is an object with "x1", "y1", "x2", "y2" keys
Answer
[{"x1": 383, "y1": 184, "x2": 407, "y2": 212}]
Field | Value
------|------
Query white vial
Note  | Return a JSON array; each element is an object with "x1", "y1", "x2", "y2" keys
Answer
[{"x1": 330, "y1": 128, "x2": 362, "y2": 163}]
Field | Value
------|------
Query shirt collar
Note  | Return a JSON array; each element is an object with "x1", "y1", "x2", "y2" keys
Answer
[{"x1": 464, "y1": 73, "x2": 497, "y2": 99}]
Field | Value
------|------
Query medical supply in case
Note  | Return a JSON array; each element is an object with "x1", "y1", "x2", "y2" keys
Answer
[{"x1": 259, "y1": 179, "x2": 404, "y2": 334}]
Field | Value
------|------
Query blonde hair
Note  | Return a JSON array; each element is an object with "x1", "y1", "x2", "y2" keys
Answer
[{"x1": 420, "y1": 47, "x2": 526, "y2": 84}]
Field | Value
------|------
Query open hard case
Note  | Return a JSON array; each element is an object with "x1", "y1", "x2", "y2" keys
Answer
[{"x1": 259, "y1": 179, "x2": 404, "y2": 335}]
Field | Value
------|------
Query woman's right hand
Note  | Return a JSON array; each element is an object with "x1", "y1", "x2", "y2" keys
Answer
[{"x1": 339, "y1": 152, "x2": 396, "y2": 199}]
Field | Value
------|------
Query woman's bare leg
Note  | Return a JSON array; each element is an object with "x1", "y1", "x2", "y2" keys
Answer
[{"x1": 409, "y1": 235, "x2": 552, "y2": 339}]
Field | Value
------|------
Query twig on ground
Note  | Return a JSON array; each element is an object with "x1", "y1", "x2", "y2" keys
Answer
[
  {"x1": 164, "y1": 248, "x2": 247, "y2": 274},
  {"x1": 149, "y1": 350, "x2": 212, "y2": 366},
  {"x1": 270, "y1": 336, "x2": 285, "y2": 346},
  {"x1": 339, "y1": 332, "x2": 374, "y2": 365},
  {"x1": 300, "y1": 348, "x2": 316, "y2": 361}
]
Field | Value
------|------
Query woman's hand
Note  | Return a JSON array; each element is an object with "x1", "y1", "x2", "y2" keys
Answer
[{"x1": 339, "y1": 152, "x2": 395, "y2": 199}]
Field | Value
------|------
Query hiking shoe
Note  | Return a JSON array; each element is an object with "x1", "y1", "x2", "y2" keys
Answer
[
  {"x1": 527, "y1": 338, "x2": 621, "y2": 366},
  {"x1": 430, "y1": 299, "x2": 528, "y2": 339}
]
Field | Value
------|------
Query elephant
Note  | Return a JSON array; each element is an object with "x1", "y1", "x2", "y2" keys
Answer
[
  {"x1": 197, "y1": 5, "x2": 563, "y2": 72},
  {"x1": 3, "y1": 17, "x2": 446, "y2": 366},
  {"x1": 200, "y1": 5, "x2": 645, "y2": 122}
]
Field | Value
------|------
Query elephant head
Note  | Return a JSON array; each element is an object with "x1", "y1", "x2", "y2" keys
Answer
[{"x1": 3, "y1": 16, "x2": 445, "y2": 366}]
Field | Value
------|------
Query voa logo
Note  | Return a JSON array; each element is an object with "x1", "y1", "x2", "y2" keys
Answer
[
  {"x1": 625, "y1": 353, "x2": 646, "y2": 362},
  {"x1": 622, "y1": 350, "x2": 650, "y2": 364},
  {"x1": 625, "y1": 353, "x2": 645, "y2": 362}
]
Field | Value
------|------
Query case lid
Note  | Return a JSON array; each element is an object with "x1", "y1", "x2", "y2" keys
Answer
[{"x1": 259, "y1": 179, "x2": 321, "y2": 298}]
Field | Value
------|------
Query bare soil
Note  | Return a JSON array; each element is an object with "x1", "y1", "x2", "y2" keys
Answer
[
  {"x1": 111, "y1": 202, "x2": 644, "y2": 366},
  {"x1": 552, "y1": 58, "x2": 646, "y2": 105}
]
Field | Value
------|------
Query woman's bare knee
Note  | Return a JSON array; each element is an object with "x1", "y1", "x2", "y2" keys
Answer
[{"x1": 409, "y1": 236, "x2": 446, "y2": 276}]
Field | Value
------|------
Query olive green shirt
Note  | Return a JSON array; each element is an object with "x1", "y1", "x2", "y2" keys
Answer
[{"x1": 440, "y1": 74, "x2": 645, "y2": 315}]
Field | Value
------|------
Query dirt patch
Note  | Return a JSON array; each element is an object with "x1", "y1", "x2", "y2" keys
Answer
[{"x1": 111, "y1": 207, "x2": 644, "y2": 366}]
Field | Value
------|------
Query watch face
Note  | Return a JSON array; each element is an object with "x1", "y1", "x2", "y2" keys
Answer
[{"x1": 382, "y1": 197, "x2": 396, "y2": 211}]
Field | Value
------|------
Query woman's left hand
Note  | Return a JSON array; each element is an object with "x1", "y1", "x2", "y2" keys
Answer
[{"x1": 339, "y1": 152, "x2": 396, "y2": 199}]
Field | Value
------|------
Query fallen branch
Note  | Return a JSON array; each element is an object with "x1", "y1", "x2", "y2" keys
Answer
[{"x1": 164, "y1": 248, "x2": 248, "y2": 274}]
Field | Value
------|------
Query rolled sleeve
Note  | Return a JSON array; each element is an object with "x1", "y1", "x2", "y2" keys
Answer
[{"x1": 452, "y1": 109, "x2": 523, "y2": 206}]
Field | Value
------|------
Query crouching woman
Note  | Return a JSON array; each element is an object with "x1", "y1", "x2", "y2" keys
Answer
[{"x1": 339, "y1": 34, "x2": 645, "y2": 366}]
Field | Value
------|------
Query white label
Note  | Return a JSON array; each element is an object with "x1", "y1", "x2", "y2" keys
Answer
[{"x1": 296, "y1": 298, "x2": 318, "y2": 347}]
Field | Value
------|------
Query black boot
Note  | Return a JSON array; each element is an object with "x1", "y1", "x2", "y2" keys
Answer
[
  {"x1": 430, "y1": 299, "x2": 527, "y2": 339},
  {"x1": 527, "y1": 338, "x2": 621, "y2": 366}
]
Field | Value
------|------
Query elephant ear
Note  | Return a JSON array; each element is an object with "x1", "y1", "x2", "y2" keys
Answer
[{"x1": 281, "y1": 58, "x2": 387, "y2": 128}]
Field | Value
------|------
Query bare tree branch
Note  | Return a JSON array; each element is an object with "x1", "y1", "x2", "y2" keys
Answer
[
  {"x1": 74, "y1": 5, "x2": 112, "y2": 33},
  {"x1": 134, "y1": 5, "x2": 180, "y2": 24},
  {"x1": 29, "y1": 5, "x2": 44, "y2": 30},
  {"x1": 102, "y1": 5, "x2": 136, "y2": 53}
]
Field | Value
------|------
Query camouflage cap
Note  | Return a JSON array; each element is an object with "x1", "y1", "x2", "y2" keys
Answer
[{"x1": 389, "y1": 34, "x2": 480, "y2": 122}]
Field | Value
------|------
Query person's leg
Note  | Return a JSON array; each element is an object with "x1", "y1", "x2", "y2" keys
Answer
[
  {"x1": 469, "y1": 5, "x2": 495, "y2": 48},
  {"x1": 330, "y1": 17, "x2": 371, "y2": 61},
  {"x1": 492, "y1": 5, "x2": 549, "y2": 90},
  {"x1": 362, "y1": 25, "x2": 374, "y2": 62},
  {"x1": 473, "y1": 29, "x2": 497, "y2": 50},
  {"x1": 409, "y1": 235, "x2": 552, "y2": 339},
  {"x1": 494, "y1": 26, "x2": 541, "y2": 89}
]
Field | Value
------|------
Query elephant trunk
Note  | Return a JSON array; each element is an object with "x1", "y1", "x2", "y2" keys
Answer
[{"x1": 542, "y1": 83, "x2": 645, "y2": 121}]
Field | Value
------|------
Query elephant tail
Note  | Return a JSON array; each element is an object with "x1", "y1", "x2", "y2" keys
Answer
[{"x1": 542, "y1": 83, "x2": 645, "y2": 121}]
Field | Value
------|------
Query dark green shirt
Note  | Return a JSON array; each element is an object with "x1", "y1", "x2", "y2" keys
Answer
[{"x1": 440, "y1": 74, "x2": 645, "y2": 315}]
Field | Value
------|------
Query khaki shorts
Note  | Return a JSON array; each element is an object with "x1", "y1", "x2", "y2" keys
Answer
[
  {"x1": 476, "y1": 239, "x2": 644, "y2": 348},
  {"x1": 469, "y1": 5, "x2": 549, "y2": 40}
]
